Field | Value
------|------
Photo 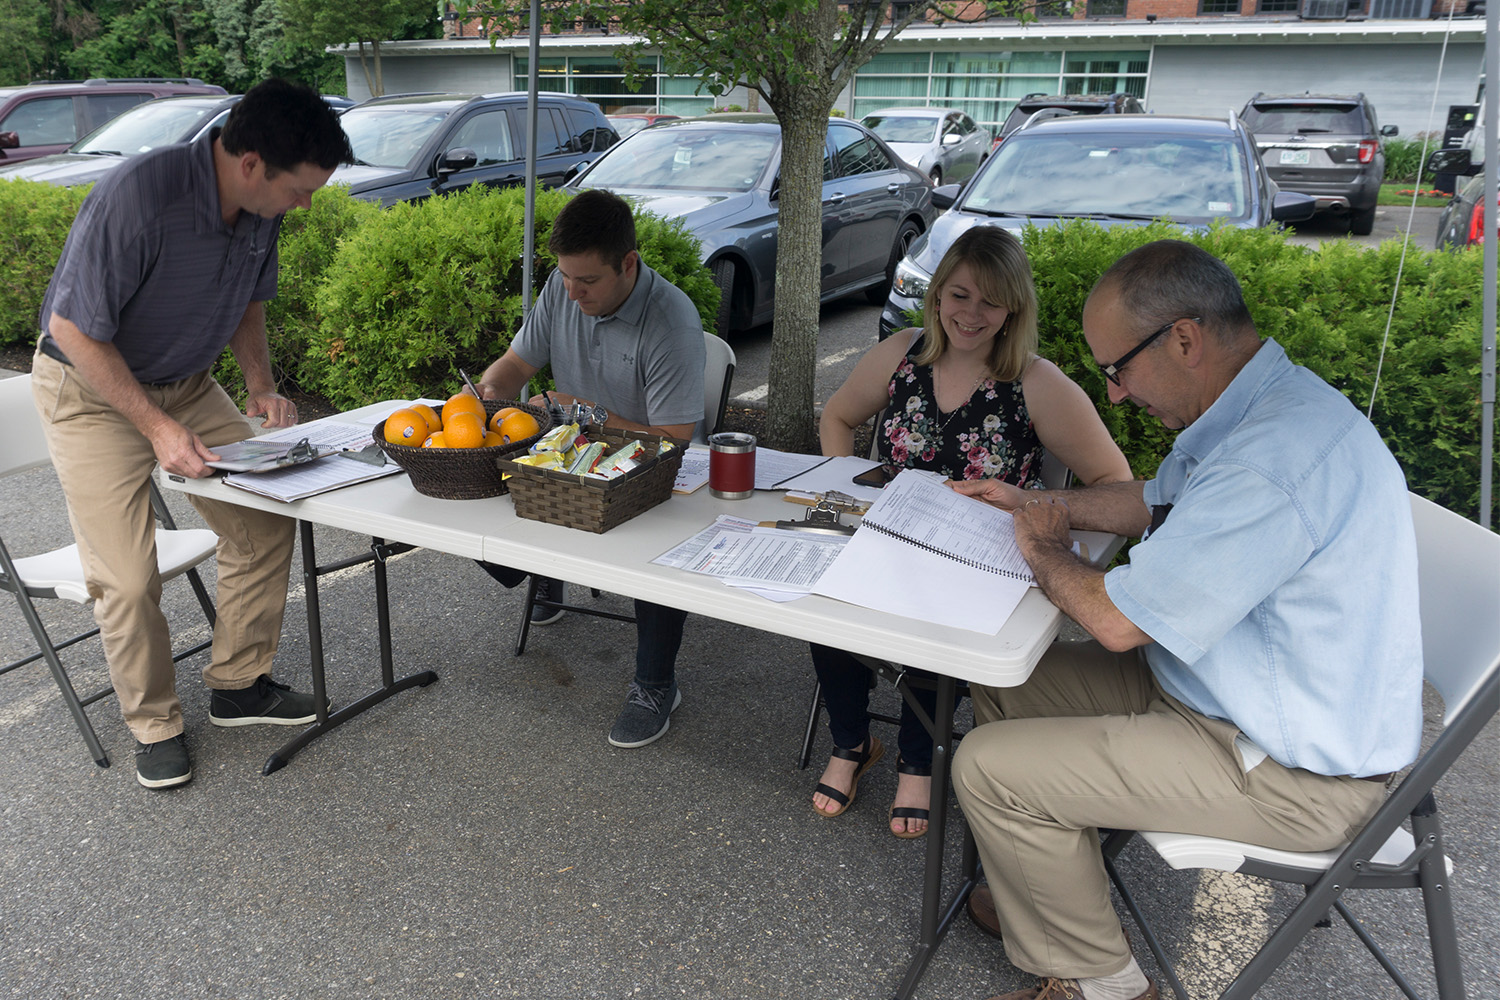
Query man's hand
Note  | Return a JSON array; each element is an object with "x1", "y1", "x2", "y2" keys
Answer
[
  {"x1": 949, "y1": 478, "x2": 1030, "y2": 510},
  {"x1": 245, "y1": 389, "x2": 298, "y2": 429},
  {"x1": 150, "y1": 418, "x2": 219, "y2": 479},
  {"x1": 1012, "y1": 495, "x2": 1074, "y2": 556}
]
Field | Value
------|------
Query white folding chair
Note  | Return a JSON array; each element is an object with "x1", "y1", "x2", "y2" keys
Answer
[
  {"x1": 0, "y1": 374, "x2": 219, "y2": 768},
  {"x1": 1101, "y1": 492, "x2": 1499, "y2": 1000},
  {"x1": 514, "y1": 331, "x2": 736, "y2": 653}
]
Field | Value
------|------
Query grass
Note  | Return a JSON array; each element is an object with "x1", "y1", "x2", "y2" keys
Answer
[{"x1": 1378, "y1": 182, "x2": 1450, "y2": 208}]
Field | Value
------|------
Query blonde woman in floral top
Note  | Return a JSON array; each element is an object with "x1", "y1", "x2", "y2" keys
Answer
[{"x1": 811, "y1": 226, "x2": 1132, "y2": 838}]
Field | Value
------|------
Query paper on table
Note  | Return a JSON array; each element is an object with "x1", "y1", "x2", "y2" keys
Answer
[
  {"x1": 774, "y1": 454, "x2": 887, "y2": 502},
  {"x1": 652, "y1": 514, "x2": 760, "y2": 568},
  {"x1": 682, "y1": 527, "x2": 848, "y2": 591},
  {"x1": 752, "y1": 448, "x2": 836, "y2": 490},
  {"x1": 220, "y1": 418, "x2": 403, "y2": 502},
  {"x1": 674, "y1": 446, "x2": 711, "y2": 494}
]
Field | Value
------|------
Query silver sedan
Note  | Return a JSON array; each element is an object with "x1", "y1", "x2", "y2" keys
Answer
[{"x1": 860, "y1": 106, "x2": 991, "y2": 187}]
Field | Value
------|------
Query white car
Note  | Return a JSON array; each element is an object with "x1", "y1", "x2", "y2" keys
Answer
[{"x1": 859, "y1": 106, "x2": 990, "y2": 187}]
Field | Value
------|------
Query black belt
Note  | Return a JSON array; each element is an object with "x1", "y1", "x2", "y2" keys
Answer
[
  {"x1": 37, "y1": 335, "x2": 70, "y2": 366},
  {"x1": 1359, "y1": 772, "x2": 1393, "y2": 783}
]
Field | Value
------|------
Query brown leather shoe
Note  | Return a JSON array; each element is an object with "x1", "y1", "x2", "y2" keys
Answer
[
  {"x1": 985, "y1": 978, "x2": 1159, "y2": 1000},
  {"x1": 967, "y1": 883, "x2": 1004, "y2": 941}
]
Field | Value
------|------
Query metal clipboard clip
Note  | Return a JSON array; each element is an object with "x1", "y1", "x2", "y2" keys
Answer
[{"x1": 771, "y1": 491, "x2": 865, "y2": 536}]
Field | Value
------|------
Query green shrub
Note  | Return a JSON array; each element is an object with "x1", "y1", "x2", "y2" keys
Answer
[
  {"x1": 1025, "y1": 220, "x2": 1494, "y2": 522},
  {"x1": 0, "y1": 179, "x2": 89, "y2": 348},
  {"x1": 303, "y1": 184, "x2": 720, "y2": 408},
  {"x1": 1383, "y1": 133, "x2": 1440, "y2": 184}
]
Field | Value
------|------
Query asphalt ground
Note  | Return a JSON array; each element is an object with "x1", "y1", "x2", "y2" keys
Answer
[{"x1": 2, "y1": 358, "x2": 1496, "y2": 1000}]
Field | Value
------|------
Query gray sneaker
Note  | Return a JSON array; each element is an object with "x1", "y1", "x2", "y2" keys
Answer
[
  {"x1": 135, "y1": 734, "x2": 192, "y2": 789},
  {"x1": 530, "y1": 577, "x2": 567, "y2": 626},
  {"x1": 607, "y1": 682, "x2": 681, "y2": 748}
]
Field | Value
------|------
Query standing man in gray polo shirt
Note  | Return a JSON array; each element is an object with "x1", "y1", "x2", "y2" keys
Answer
[
  {"x1": 477, "y1": 189, "x2": 706, "y2": 748},
  {"x1": 31, "y1": 79, "x2": 353, "y2": 789}
]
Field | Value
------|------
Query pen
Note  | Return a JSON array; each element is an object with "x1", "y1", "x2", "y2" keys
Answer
[{"x1": 458, "y1": 368, "x2": 481, "y2": 399}]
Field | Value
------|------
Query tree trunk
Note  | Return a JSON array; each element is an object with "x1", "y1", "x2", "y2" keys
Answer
[
  {"x1": 357, "y1": 40, "x2": 374, "y2": 97},
  {"x1": 372, "y1": 38, "x2": 384, "y2": 97},
  {"x1": 763, "y1": 104, "x2": 827, "y2": 454}
]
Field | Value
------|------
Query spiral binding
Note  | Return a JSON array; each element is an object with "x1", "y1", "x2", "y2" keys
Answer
[{"x1": 862, "y1": 520, "x2": 1034, "y2": 583}]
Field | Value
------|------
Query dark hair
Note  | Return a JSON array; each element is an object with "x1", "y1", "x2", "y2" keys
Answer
[
  {"x1": 548, "y1": 189, "x2": 637, "y2": 271},
  {"x1": 1093, "y1": 239, "x2": 1256, "y2": 344},
  {"x1": 219, "y1": 78, "x2": 352, "y2": 174}
]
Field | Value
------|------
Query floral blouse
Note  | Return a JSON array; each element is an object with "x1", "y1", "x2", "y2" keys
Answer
[{"x1": 879, "y1": 341, "x2": 1044, "y2": 485}]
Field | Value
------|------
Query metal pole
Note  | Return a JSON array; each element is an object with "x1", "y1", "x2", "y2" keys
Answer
[
  {"x1": 1481, "y1": 0, "x2": 1496, "y2": 529},
  {"x1": 521, "y1": 0, "x2": 541, "y2": 318}
]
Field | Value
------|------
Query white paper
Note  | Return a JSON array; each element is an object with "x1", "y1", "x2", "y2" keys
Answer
[
  {"x1": 674, "y1": 446, "x2": 711, "y2": 494},
  {"x1": 862, "y1": 470, "x2": 1032, "y2": 581},
  {"x1": 220, "y1": 420, "x2": 403, "y2": 502},
  {"x1": 652, "y1": 514, "x2": 760, "y2": 569},
  {"x1": 772, "y1": 455, "x2": 891, "y2": 502},
  {"x1": 752, "y1": 448, "x2": 837, "y2": 490},
  {"x1": 682, "y1": 527, "x2": 849, "y2": 590}
]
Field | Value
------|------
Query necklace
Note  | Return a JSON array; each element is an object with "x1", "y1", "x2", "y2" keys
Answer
[{"x1": 932, "y1": 363, "x2": 987, "y2": 434}]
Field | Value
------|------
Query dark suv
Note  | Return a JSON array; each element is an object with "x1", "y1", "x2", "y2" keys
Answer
[
  {"x1": 0, "y1": 77, "x2": 227, "y2": 164},
  {"x1": 1240, "y1": 92, "x2": 1397, "y2": 235},
  {"x1": 331, "y1": 92, "x2": 618, "y2": 205},
  {"x1": 994, "y1": 92, "x2": 1144, "y2": 147}
]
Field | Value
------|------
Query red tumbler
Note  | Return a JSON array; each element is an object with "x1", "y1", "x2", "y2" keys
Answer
[{"x1": 708, "y1": 432, "x2": 756, "y2": 500}]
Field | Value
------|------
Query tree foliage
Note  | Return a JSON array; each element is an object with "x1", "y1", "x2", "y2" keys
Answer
[
  {"x1": 454, "y1": 0, "x2": 1032, "y2": 451},
  {"x1": 278, "y1": 0, "x2": 438, "y2": 97}
]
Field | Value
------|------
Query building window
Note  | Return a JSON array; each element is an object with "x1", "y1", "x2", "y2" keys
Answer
[
  {"x1": 851, "y1": 48, "x2": 1148, "y2": 135},
  {"x1": 512, "y1": 55, "x2": 714, "y2": 115},
  {"x1": 1257, "y1": 0, "x2": 1299, "y2": 9},
  {"x1": 1088, "y1": 0, "x2": 1127, "y2": 16},
  {"x1": 1199, "y1": 0, "x2": 1241, "y2": 11}
]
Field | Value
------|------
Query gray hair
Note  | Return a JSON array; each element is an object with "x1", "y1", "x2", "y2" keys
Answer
[{"x1": 1092, "y1": 239, "x2": 1256, "y2": 345}]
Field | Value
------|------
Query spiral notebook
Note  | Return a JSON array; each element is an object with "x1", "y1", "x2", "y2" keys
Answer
[{"x1": 812, "y1": 469, "x2": 1033, "y2": 635}]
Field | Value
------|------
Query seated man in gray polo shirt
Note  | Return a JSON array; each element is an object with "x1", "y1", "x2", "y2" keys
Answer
[
  {"x1": 476, "y1": 188, "x2": 706, "y2": 748},
  {"x1": 32, "y1": 79, "x2": 353, "y2": 789}
]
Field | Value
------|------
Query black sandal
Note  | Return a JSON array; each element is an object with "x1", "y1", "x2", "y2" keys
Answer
[
  {"x1": 812, "y1": 736, "x2": 885, "y2": 818},
  {"x1": 889, "y1": 757, "x2": 932, "y2": 840}
]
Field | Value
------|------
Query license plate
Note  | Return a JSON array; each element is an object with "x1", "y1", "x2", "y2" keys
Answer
[{"x1": 1279, "y1": 149, "x2": 1311, "y2": 166}]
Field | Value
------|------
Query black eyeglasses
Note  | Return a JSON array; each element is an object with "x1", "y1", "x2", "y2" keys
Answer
[{"x1": 1098, "y1": 316, "x2": 1201, "y2": 386}]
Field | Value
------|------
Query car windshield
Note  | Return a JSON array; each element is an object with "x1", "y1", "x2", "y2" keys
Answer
[
  {"x1": 612, "y1": 117, "x2": 649, "y2": 137},
  {"x1": 577, "y1": 128, "x2": 777, "y2": 192},
  {"x1": 963, "y1": 133, "x2": 1252, "y2": 223},
  {"x1": 339, "y1": 108, "x2": 450, "y2": 169},
  {"x1": 1242, "y1": 104, "x2": 1364, "y2": 135},
  {"x1": 73, "y1": 102, "x2": 215, "y2": 155},
  {"x1": 863, "y1": 116, "x2": 940, "y2": 144}
]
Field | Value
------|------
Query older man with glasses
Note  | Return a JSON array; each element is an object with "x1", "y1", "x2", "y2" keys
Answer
[{"x1": 947, "y1": 239, "x2": 1423, "y2": 1000}]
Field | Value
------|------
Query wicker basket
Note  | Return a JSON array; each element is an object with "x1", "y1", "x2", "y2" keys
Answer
[
  {"x1": 497, "y1": 425, "x2": 686, "y2": 533},
  {"x1": 375, "y1": 400, "x2": 550, "y2": 500}
]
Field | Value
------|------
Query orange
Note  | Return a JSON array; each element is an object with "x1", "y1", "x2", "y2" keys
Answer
[
  {"x1": 383, "y1": 408, "x2": 429, "y2": 447},
  {"x1": 442, "y1": 392, "x2": 485, "y2": 426},
  {"x1": 410, "y1": 403, "x2": 442, "y2": 435},
  {"x1": 488, "y1": 406, "x2": 522, "y2": 433},
  {"x1": 422, "y1": 431, "x2": 448, "y2": 449},
  {"x1": 482, "y1": 430, "x2": 506, "y2": 448},
  {"x1": 495, "y1": 409, "x2": 540, "y2": 445},
  {"x1": 444, "y1": 411, "x2": 486, "y2": 449}
]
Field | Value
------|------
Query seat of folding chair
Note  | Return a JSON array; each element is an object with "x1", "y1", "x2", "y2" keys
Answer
[
  {"x1": 1138, "y1": 825, "x2": 1449, "y2": 877},
  {"x1": 10, "y1": 528, "x2": 218, "y2": 603}
]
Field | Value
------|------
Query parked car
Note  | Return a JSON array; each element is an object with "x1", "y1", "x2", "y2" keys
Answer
[
  {"x1": 0, "y1": 94, "x2": 241, "y2": 187},
  {"x1": 567, "y1": 114, "x2": 936, "y2": 336},
  {"x1": 607, "y1": 112, "x2": 681, "y2": 137},
  {"x1": 330, "y1": 92, "x2": 618, "y2": 206},
  {"x1": 1433, "y1": 171, "x2": 1493, "y2": 249},
  {"x1": 1239, "y1": 92, "x2": 1397, "y2": 236},
  {"x1": 880, "y1": 114, "x2": 1315, "y2": 339},
  {"x1": 993, "y1": 92, "x2": 1144, "y2": 149},
  {"x1": 0, "y1": 77, "x2": 227, "y2": 165},
  {"x1": 859, "y1": 106, "x2": 990, "y2": 186}
]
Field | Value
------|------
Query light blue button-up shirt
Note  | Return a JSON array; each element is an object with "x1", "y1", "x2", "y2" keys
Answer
[{"x1": 1105, "y1": 339, "x2": 1423, "y2": 777}]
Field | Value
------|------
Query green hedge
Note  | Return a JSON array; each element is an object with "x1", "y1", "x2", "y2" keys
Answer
[
  {"x1": 0, "y1": 180, "x2": 89, "y2": 348},
  {"x1": 1025, "y1": 220, "x2": 1492, "y2": 522},
  {"x1": 2, "y1": 181, "x2": 1491, "y2": 524},
  {"x1": 1383, "y1": 134, "x2": 1440, "y2": 185}
]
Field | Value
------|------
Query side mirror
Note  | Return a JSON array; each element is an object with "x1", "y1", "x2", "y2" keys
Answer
[
  {"x1": 1427, "y1": 148, "x2": 1479, "y2": 177},
  {"x1": 941, "y1": 133, "x2": 962, "y2": 146},
  {"x1": 437, "y1": 147, "x2": 477, "y2": 176},
  {"x1": 930, "y1": 182, "x2": 962, "y2": 210},
  {"x1": 0, "y1": 131, "x2": 17, "y2": 151},
  {"x1": 1380, "y1": 124, "x2": 1399, "y2": 137},
  {"x1": 1271, "y1": 190, "x2": 1317, "y2": 224}
]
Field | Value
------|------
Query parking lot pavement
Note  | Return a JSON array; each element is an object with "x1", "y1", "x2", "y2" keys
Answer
[
  {"x1": 2, "y1": 366, "x2": 1496, "y2": 1000},
  {"x1": 728, "y1": 207, "x2": 1446, "y2": 409}
]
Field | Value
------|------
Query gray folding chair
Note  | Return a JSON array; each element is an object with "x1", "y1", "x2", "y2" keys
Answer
[
  {"x1": 1100, "y1": 492, "x2": 1498, "y2": 1000},
  {"x1": 514, "y1": 331, "x2": 736, "y2": 653},
  {"x1": 0, "y1": 374, "x2": 219, "y2": 767}
]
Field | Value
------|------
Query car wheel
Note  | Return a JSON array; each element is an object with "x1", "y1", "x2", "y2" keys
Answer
[
  {"x1": 711, "y1": 258, "x2": 736, "y2": 337},
  {"x1": 929, "y1": 168, "x2": 942, "y2": 186},
  {"x1": 865, "y1": 219, "x2": 922, "y2": 305},
  {"x1": 1349, "y1": 205, "x2": 1376, "y2": 236}
]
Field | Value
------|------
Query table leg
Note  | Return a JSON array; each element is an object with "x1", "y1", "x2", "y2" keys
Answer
[{"x1": 262, "y1": 526, "x2": 439, "y2": 775}]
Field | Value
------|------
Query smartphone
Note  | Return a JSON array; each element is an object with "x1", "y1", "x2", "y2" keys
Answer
[{"x1": 852, "y1": 463, "x2": 898, "y2": 488}]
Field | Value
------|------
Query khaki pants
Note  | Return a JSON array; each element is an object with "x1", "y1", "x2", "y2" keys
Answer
[
  {"x1": 952, "y1": 640, "x2": 1386, "y2": 980},
  {"x1": 31, "y1": 352, "x2": 296, "y2": 744}
]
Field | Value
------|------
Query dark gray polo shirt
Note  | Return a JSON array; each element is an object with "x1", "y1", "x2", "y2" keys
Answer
[{"x1": 39, "y1": 129, "x2": 280, "y2": 385}]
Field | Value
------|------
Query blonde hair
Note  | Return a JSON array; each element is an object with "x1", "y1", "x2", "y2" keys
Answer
[{"x1": 916, "y1": 226, "x2": 1038, "y2": 383}]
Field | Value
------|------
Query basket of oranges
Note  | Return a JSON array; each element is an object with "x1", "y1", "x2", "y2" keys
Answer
[{"x1": 375, "y1": 394, "x2": 551, "y2": 500}]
